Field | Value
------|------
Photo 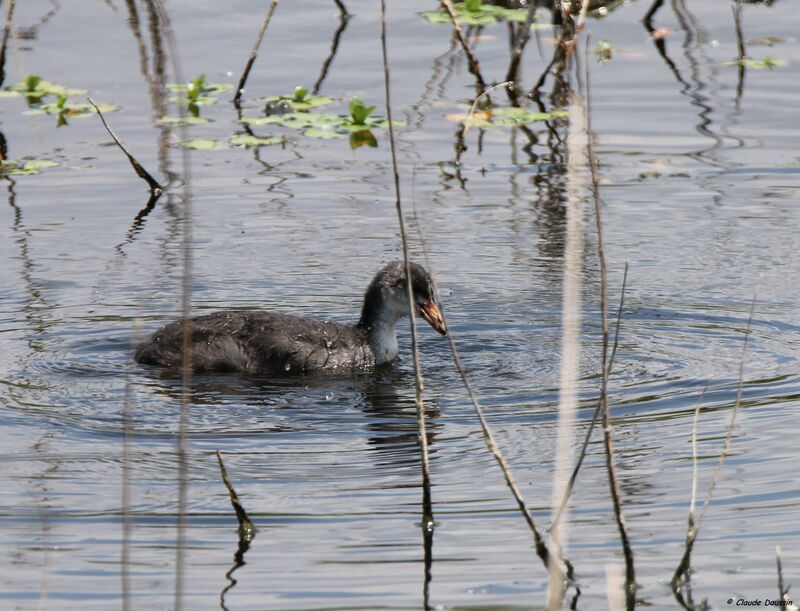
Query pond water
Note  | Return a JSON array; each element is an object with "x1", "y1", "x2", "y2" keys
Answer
[{"x1": 1, "y1": 0, "x2": 799, "y2": 609}]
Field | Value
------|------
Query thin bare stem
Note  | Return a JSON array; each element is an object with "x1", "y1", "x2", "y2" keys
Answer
[
  {"x1": 312, "y1": 7, "x2": 349, "y2": 95},
  {"x1": 88, "y1": 98, "x2": 163, "y2": 196},
  {"x1": 582, "y1": 53, "x2": 636, "y2": 606},
  {"x1": 463, "y1": 81, "x2": 512, "y2": 138},
  {"x1": 216, "y1": 450, "x2": 256, "y2": 540},
  {"x1": 409, "y1": 170, "x2": 560, "y2": 585},
  {"x1": 380, "y1": 4, "x2": 433, "y2": 609},
  {"x1": 150, "y1": 2, "x2": 193, "y2": 609},
  {"x1": 776, "y1": 545, "x2": 788, "y2": 609},
  {"x1": 505, "y1": 0, "x2": 538, "y2": 85},
  {"x1": 531, "y1": 0, "x2": 591, "y2": 98},
  {"x1": 0, "y1": 0, "x2": 15, "y2": 87},
  {"x1": 732, "y1": 1, "x2": 746, "y2": 105},
  {"x1": 697, "y1": 294, "x2": 757, "y2": 526},
  {"x1": 550, "y1": 264, "x2": 627, "y2": 537},
  {"x1": 439, "y1": 0, "x2": 487, "y2": 93},
  {"x1": 672, "y1": 289, "x2": 759, "y2": 596},
  {"x1": 233, "y1": 0, "x2": 280, "y2": 104},
  {"x1": 216, "y1": 451, "x2": 256, "y2": 611},
  {"x1": 333, "y1": 0, "x2": 348, "y2": 17},
  {"x1": 121, "y1": 324, "x2": 139, "y2": 611}
]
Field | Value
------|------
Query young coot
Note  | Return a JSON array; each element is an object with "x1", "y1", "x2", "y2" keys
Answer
[{"x1": 134, "y1": 261, "x2": 446, "y2": 375}]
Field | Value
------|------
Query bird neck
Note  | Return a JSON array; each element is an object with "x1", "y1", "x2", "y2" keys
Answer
[{"x1": 358, "y1": 286, "x2": 406, "y2": 364}]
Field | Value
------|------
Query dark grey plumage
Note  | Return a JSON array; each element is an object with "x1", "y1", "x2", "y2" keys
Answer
[{"x1": 134, "y1": 261, "x2": 445, "y2": 375}]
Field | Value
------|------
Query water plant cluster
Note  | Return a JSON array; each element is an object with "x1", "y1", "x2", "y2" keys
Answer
[
  {"x1": 7, "y1": 74, "x2": 117, "y2": 127},
  {"x1": 421, "y1": 0, "x2": 531, "y2": 25}
]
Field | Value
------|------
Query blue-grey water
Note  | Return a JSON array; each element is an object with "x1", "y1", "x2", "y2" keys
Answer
[{"x1": 1, "y1": 1, "x2": 798, "y2": 609}]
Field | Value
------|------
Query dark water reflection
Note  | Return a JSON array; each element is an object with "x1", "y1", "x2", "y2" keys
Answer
[{"x1": 1, "y1": 0, "x2": 799, "y2": 609}]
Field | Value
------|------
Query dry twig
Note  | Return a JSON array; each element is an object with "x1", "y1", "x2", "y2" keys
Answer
[
  {"x1": 438, "y1": 0, "x2": 487, "y2": 93},
  {"x1": 88, "y1": 98, "x2": 163, "y2": 197},
  {"x1": 380, "y1": 4, "x2": 434, "y2": 608},
  {"x1": 234, "y1": 0, "x2": 280, "y2": 104},
  {"x1": 409, "y1": 169, "x2": 562, "y2": 593},
  {"x1": 672, "y1": 289, "x2": 759, "y2": 603}
]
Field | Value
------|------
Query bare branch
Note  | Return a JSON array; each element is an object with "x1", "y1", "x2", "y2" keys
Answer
[
  {"x1": 234, "y1": 0, "x2": 280, "y2": 104},
  {"x1": 380, "y1": 5, "x2": 434, "y2": 608},
  {"x1": 88, "y1": 97, "x2": 162, "y2": 196}
]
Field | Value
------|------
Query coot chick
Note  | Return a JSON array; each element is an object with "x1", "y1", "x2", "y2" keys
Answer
[{"x1": 134, "y1": 261, "x2": 446, "y2": 375}]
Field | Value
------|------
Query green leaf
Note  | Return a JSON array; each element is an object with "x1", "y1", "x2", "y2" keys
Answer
[
  {"x1": 0, "y1": 158, "x2": 59, "y2": 175},
  {"x1": 258, "y1": 93, "x2": 333, "y2": 111},
  {"x1": 722, "y1": 56, "x2": 787, "y2": 69},
  {"x1": 748, "y1": 36, "x2": 785, "y2": 46},
  {"x1": 179, "y1": 138, "x2": 224, "y2": 150},
  {"x1": 350, "y1": 129, "x2": 378, "y2": 149},
  {"x1": 25, "y1": 75, "x2": 42, "y2": 92},
  {"x1": 9, "y1": 77, "x2": 87, "y2": 98},
  {"x1": 420, "y1": 2, "x2": 533, "y2": 25},
  {"x1": 293, "y1": 86, "x2": 308, "y2": 102},
  {"x1": 170, "y1": 94, "x2": 217, "y2": 106},
  {"x1": 303, "y1": 127, "x2": 345, "y2": 139},
  {"x1": 240, "y1": 115, "x2": 284, "y2": 126},
  {"x1": 452, "y1": 106, "x2": 567, "y2": 128},
  {"x1": 167, "y1": 79, "x2": 232, "y2": 94},
  {"x1": 348, "y1": 97, "x2": 376, "y2": 126},
  {"x1": 39, "y1": 101, "x2": 119, "y2": 118},
  {"x1": 229, "y1": 134, "x2": 284, "y2": 148},
  {"x1": 156, "y1": 115, "x2": 209, "y2": 126}
]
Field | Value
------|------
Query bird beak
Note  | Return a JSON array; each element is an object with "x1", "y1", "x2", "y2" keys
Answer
[{"x1": 419, "y1": 300, "x2": 447, "y2": 335}]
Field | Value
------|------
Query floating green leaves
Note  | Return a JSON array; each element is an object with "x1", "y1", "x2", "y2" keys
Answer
[
  {"x1": 168, "y1": 74, "x2": 232, "y2": 116},
  {"x1": 302, "y1": 127, "x2": 345, "y2": 140},
  {"x1": 447, "y1": 106, "x2": 568, "y2": 128},
  {"x1": 348, "y1": 97, "x2": 375, "y2": 126},
  {"x1": 722, "y1": 56, "x2": 787, "y2": 69},
  {"x1": 229, "y1": 134, "x2": 284, "y2": 148},
  {"x1": 748, "y1": 36, "x2": 785, "y2": 47},
  {"x1": 177, "y1": 134, "x2": 284, "y2": 150},
  {"x1": 8, "y1": 75, "x2": 87, "y2": 100},
  {"x1": 258, "y1": 85, "x2": 333, "y2": 111},
  {"x1": 179, "y1": 138, "x2": 224, "y2": 150},
  {"x1": 156, "y1": 115, "x2": 210, "y2": 126},
  {"x1": 38, "y1": 98, "x2": 118, "y2": 117},
  {"x1": 3, "y1": 75, "x2": 117, "y2": 126},
  {"x1": 241, "y1": 97, "x2": 400, "y2": 147},
  {"x1": 22, "y1": 94, "x2": 118, "y2": 127},
  {"x1": 421, "y1": 0, "x2": 530, "y2": 26},
  {"x1": 167, "y1": 74, "x2": 232, "y2": 96},
  {"x1": 0, "y1": 159, "x2": 59, "y2": 176}
]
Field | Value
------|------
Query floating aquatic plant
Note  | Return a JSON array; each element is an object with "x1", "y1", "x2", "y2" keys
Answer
[
  {"x1": 241, "y1": 97, "x2": 402, "y2": 147},
  {"x1": 421, "y1": 0, "x2": 530, "y2": 26},
  {"x1": 7, "y1": 74, "x2": 87, "y2": 101},
  {"x1": 748, "y1": 36, "x2": 785, "y2": 47},
  {"x1": 722, "y1": 56, "x2": 787, "y2": 69},
  {"x1": 178, "y1": 138, "x2": 225, "y2": 150},
  {"x1": 23, "y1": 94, "x2": 118, "y2": 127},
  {"x1": 446, "y1": 106, "x2": 568, "y2": 128},
  {"x1": 229, "y1": 134, "x2": 284, "y2": 148},
  {"x1": 258, "y1": 86, "x2": 333, "y2": 111},
  {"x1": 177, "y1": 134, "x2": 284, "y2": 150},
  {"x1": 0, "y1": 158, "x2": 59, "y2": 176},
  {"x1": 156, "y1": 115, "x2": 210, "y2": 126},
  {"x1": 168, "y1": 74, "x2": 232, "y2": 116}
]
